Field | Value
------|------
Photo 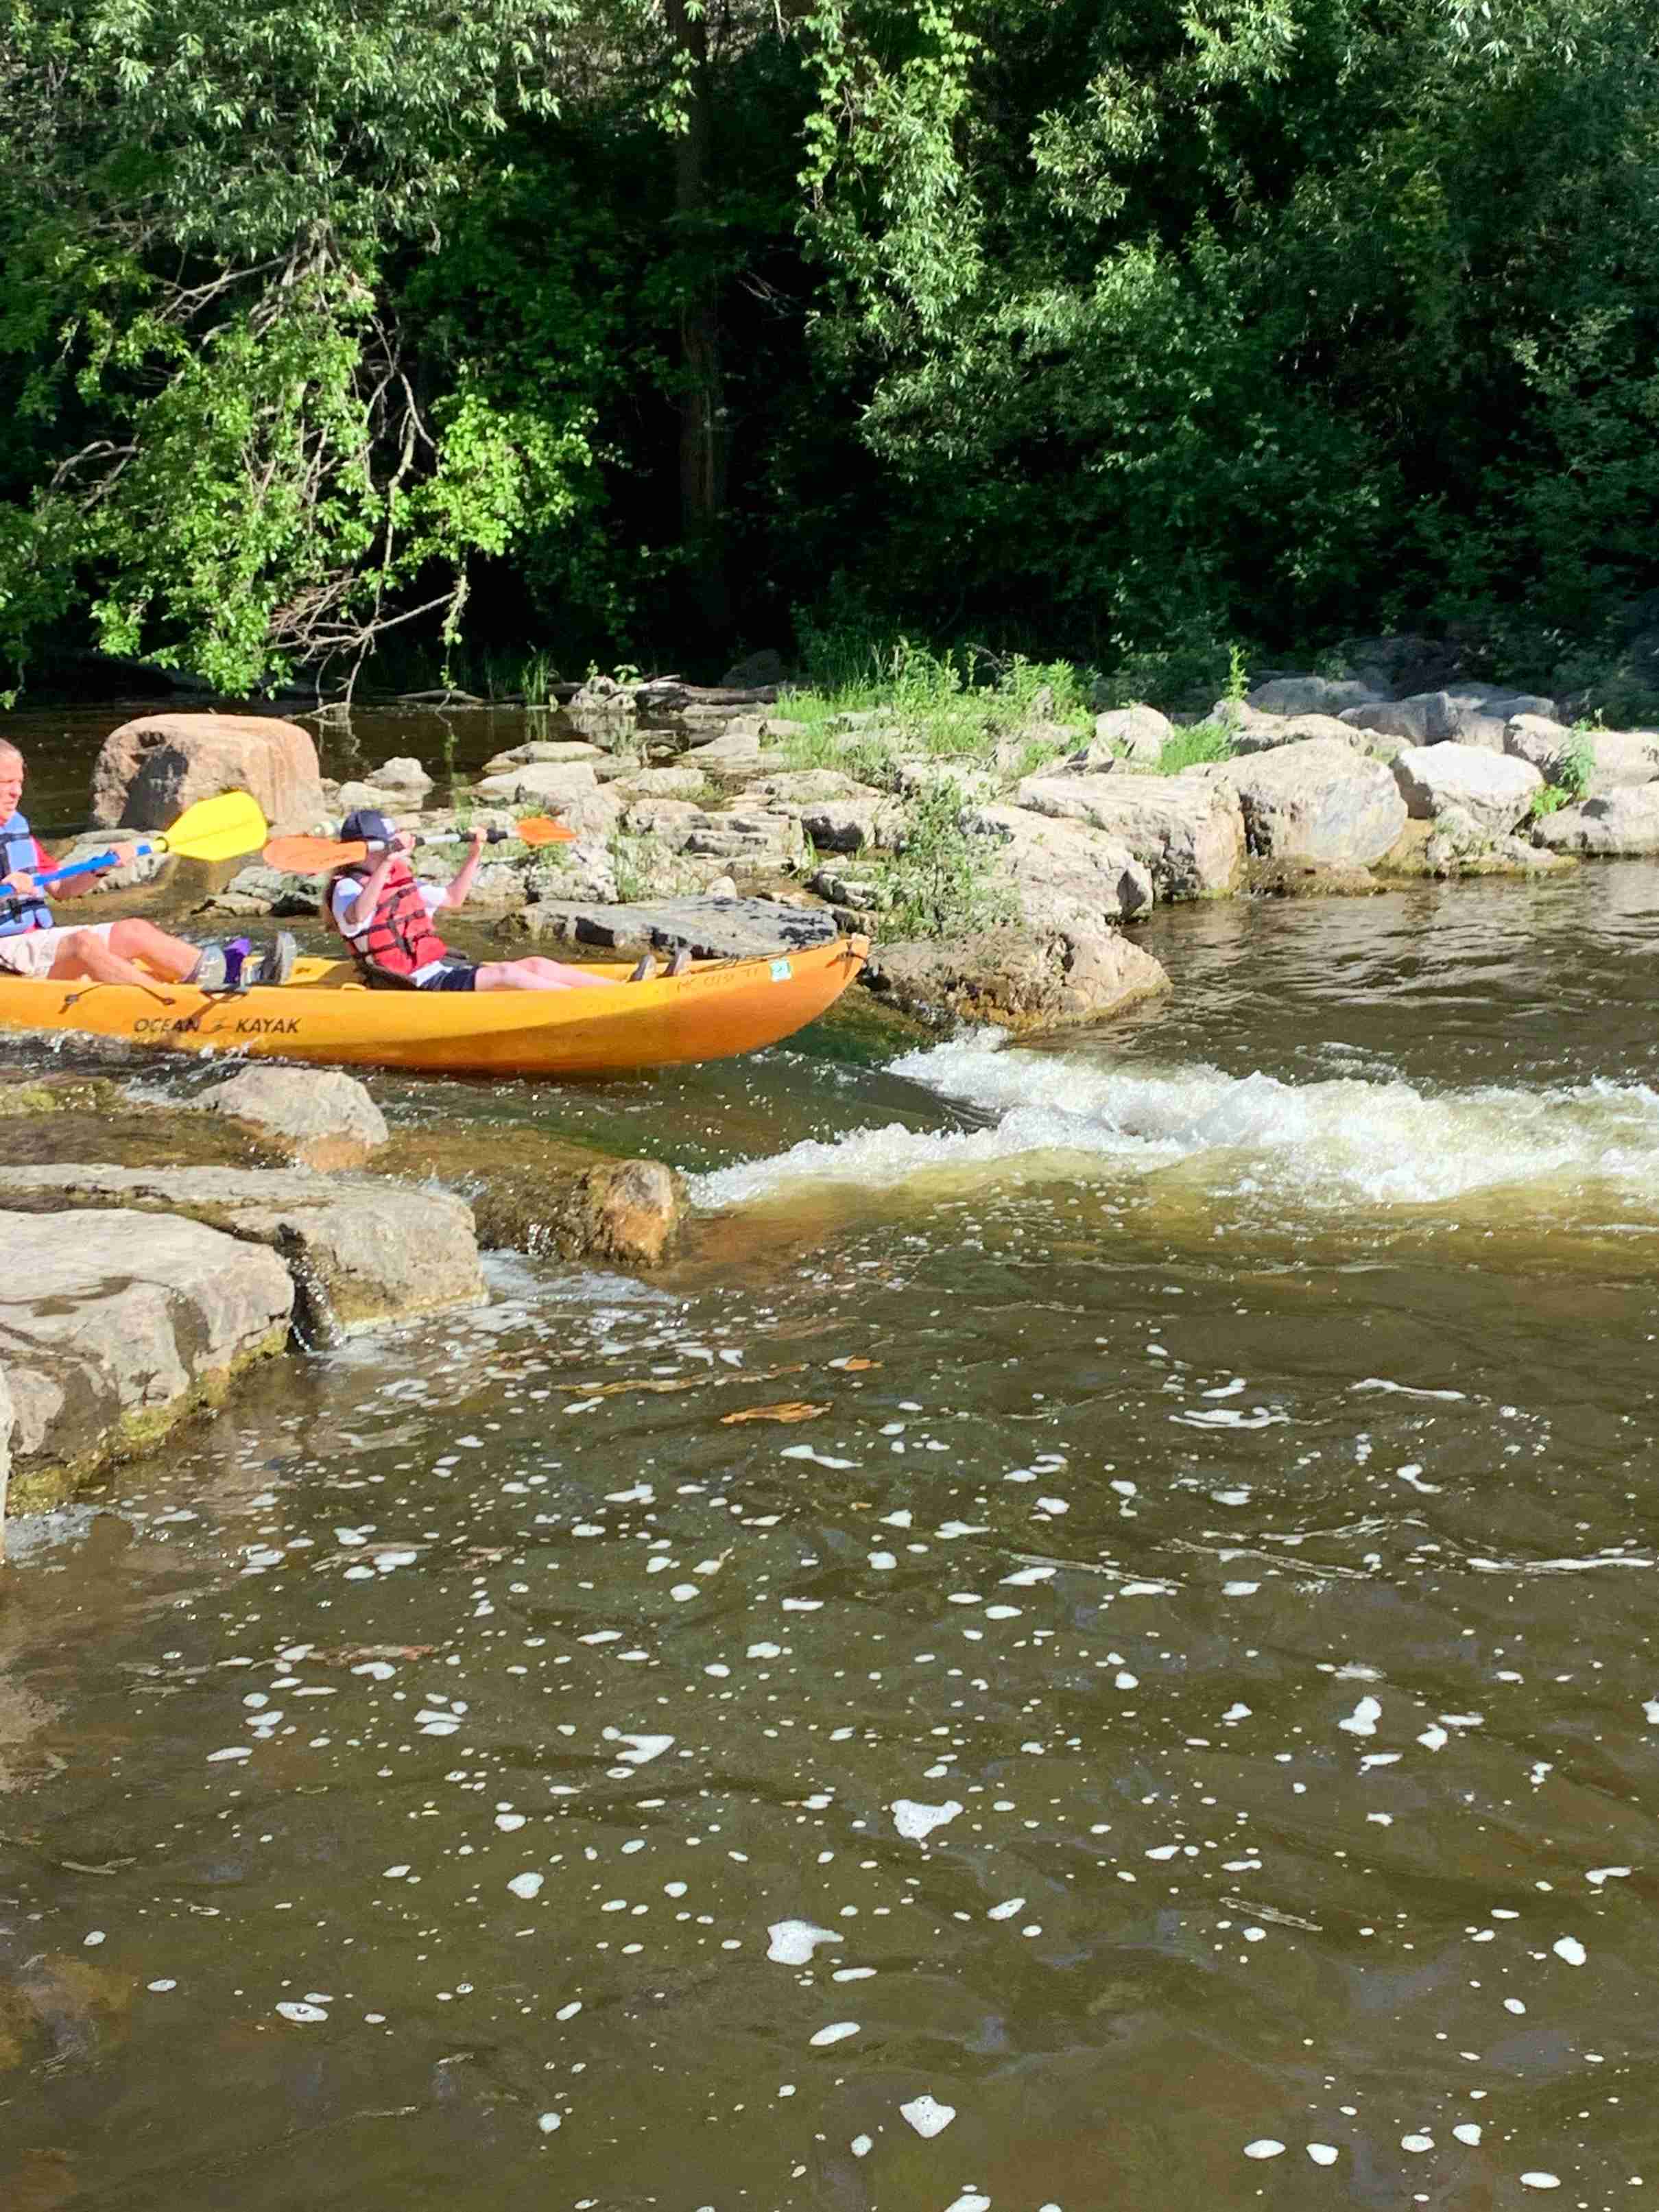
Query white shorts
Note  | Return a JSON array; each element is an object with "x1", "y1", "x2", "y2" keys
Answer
[{"x1": 0, "y1": 923, "x2": 117, "y2": 981}]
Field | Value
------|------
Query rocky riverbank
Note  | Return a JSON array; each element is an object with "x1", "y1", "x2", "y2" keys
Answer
[
  {"x1": 0, "y1": 1065, "x2": 683, "y2": 1542},
  {"x1": 160, "y1": 650, "x2": 1656, "y2": 1030}
]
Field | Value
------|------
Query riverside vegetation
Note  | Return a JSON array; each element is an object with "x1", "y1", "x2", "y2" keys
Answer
[{"x1": 5, "y1": 0, "x2": 1659, "y2": 713}]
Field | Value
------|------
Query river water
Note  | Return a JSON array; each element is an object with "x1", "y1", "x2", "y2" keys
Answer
[{"x1": 5, "y1": 731, "x2": 1659, "y2": 2207}]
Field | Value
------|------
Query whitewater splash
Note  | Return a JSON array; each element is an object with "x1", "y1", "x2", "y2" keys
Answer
[{"x1": 692, "y1": 1038, "x2": 1659, "y2": 1211}]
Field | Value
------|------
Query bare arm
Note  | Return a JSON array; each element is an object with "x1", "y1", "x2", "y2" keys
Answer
[{"x1": 439, "y1": 829, "x2": 486, "y2": 911}]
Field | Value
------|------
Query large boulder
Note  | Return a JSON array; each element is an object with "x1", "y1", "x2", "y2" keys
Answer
[
  {"x1": 1214, "y1": 739, "x2": 1407, "y2": 867},
  {"x1": 368, "y1": 756, "x2": 434, "y2": 800},
  {"x1": 0, "y1": 1209, "x2": 293, "y2": 1506},
  {"x1": 1247, "y1": 676, "x2": 1381, "y2": 716},
  {"x1": 0, "y1": 1167, "x2": 483, "y2": 1337},
  {"x1": 200, "y1": 1067, "x2": 390, "y2": 1172},
  {"x1": 91, "y1": 713, "x2": 326, "y2": 835},
  {"x1": 1531, "y1": 783, "x2": 1659, "y2": 856},
  {"x1": 1341, "y1": 691, "x2": 1461, "y2": 745},
  {"x1": 864, "y1": 924, "x2": 1170, "y2": 1034},
  {"x1": 967, "y1": 804, "x2": 1154, "y2": 926},
  {"x1": 1012, "y1": 772, "x2": 1243, "y2": 899},
  {"x1": 1391, "y1": 745, "x2": 1543, "y2": 835}
]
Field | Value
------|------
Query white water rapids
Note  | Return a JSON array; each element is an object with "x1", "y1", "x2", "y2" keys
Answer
[{"x1": 693, "y1": 1038, "x2": 1659, "y2": 1211}]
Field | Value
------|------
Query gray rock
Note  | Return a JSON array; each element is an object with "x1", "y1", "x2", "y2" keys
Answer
[
  {"x1": 1247, "y1": 676, "x2": 1381, "y2": 716},
  {"x1": 370, "y1": 755, "x2": 434, "y2": 797},
  {"x1": 1391, "y1": 745, "x2": 1543, "y2": 835},
  {"x1": 863, "y1": 925, "x2": 1171, "y2": 1035},
  {"x1": 481, "y1": 740, "x2": 605, "y2": 773},
  {"x1": 742, "y1": 770, "x2": 879, "y2": 806},
  {"x1": 620, "y1": 799, "x2": 705, "y2": 850},
  {"x1": 892, "y1": 757, "x2": 1000, "y2": 804},
  {"x1": 1341, "y1": 691, "x2": 1461, "y2": 745},
  {"x1": 1215, "y1": 739, "x2": 1408, "y2": 867},
  {"x1": 1485, "y1": 693, "x2": 1557, "y2": 723},
  {"x1": 0, "y1": 1167, "x2": 484, "y2": 1337},
  {"x1": 967, "y1": 804, "x2": 1154, "y2": 925},
  {"x1": 473, "y1": 760, "x2": 623, "y2": 838},
  {"x1": 202, "y1": 1066, "x2": 389, "y2": 1170},
  {"x1": 569, "y1": 674, "x2": 638, "y2": 720},
  {"x1": 1090, "y1": 705, "x2": 1173, "y2": 765},
  {"x1": 200, "y1": 862, "x2": 320, "y2": 918},
  {"x1": 335, "y1": 779, "x2": 416, "y2": 816},
  {"x1": 0, "y1": 1209, "x2": 293, "y2": 1503},
  {"x1": 1531, "y1": 783, "x2": 1659, "y2": 855},
  {"x1": 800, "y1": 798, "x2": 896, "y2": 855},
  {"x1": 611, "y1": 766, "x2": 713, "y2": 801},
  {"x1": 682, "y1": 727, "x2": 769, "y2": 770},
  {"x1": 682, "y1": 808, "x2": 811, "y2": 868},
  {"x1": 1229, "y1": 712, "x2": 1370, "y2": 755},
  {"x1": 1012, "y1": 772, "x2": 1243, "y2": 899},
  {"x1": 508, "y1": 896, "x2": 840, "y2": 960},
  {"x1": 719, "y1": 648, "x2": 789, "y2": 689},
  {"x1": 1505, "y1": 717, "x2": 1659, "y2": 796}
]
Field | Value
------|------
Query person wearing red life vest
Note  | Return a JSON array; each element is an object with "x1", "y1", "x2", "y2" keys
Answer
[
  {"x1": 328, "y1": 810, "x2": 684, "y2": 991},
  {"x1": 0, "y1": 738, "x2": 294, "y2": 988}
]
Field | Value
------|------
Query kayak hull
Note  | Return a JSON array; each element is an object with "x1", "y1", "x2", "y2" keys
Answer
[{"x1": 0, "y1": 936, "x2": 870, "y2": 1077}]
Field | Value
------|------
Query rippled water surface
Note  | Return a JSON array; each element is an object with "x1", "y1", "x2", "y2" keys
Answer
[{"x1": 6, "y1": 868, "x2": 1659, "y2": 2211}]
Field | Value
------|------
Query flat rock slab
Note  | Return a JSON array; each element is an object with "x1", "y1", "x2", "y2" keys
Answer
[
  {"x1": 0, "y1": 1167, "x2": 483, "y2": 1337},
  {"x1": 510, "y1": 897, "x2": 840, "y2": 960},
  {"x1": 0, "y1": 1208, "x2": 294, "y2": 1506},
  {"x1": 1392, "y1": 744, "x2": 1542, "y2": 834},
  {"x1": 1014, "y1": 772, "x2": 1243, "y2": 899}
]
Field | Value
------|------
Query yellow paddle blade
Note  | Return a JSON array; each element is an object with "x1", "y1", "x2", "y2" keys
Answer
[{"x1": 156, "y1": 788, "x2": 271, "y2": 863}]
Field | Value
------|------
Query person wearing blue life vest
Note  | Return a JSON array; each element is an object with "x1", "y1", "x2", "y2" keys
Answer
[{"x1": 0, "y1": 739, "x2": 294, "y2": 988}]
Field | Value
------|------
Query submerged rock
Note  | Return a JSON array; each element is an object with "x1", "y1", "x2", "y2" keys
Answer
[
  {"x1": 863, "y1": 925, "x2": 1170, "y2": 1034},
  {"x1": 0, "y1": 1165, "x2": 484, "y2": 1336},
  {"x1": 372, "y1": 1128, "x2": 684, "y2": 1268},
  {"x1": 0, "y1": 1208, "x2": 294, "y2": 1507},
  {"x1": 200, "y1": 1066, "x2": 389, "y2": 1171}
]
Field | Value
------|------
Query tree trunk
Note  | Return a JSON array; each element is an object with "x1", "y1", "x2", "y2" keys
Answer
[{"x1": 665, "y1": 0, "x2": 731, "y2": 639}]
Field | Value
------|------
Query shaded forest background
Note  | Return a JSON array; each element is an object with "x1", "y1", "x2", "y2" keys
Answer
[{"x1": 3, "y1": 0, "x2": 1658, "y2": 704}]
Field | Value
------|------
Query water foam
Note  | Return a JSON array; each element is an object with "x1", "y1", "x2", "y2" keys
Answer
[{"x1": 691, "y1": 1039, "x2": 1659, "y2": 1213}]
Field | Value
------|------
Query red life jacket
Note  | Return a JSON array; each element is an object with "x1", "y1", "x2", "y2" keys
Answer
[{"x1": 331, "y1": 864, "x2": 448, "y2": 980}]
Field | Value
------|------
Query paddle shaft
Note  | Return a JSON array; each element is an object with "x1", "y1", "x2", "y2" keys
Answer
[{"x1": 0, "y1": 835, "x2": 163, "y2": 919}]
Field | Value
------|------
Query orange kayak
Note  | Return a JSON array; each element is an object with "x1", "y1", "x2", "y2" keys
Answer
[{"x1": 0, "y1": 936, "x2": 870, "y2": 1077}]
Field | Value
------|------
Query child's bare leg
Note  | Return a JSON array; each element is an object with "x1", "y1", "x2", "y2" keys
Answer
[{"x1": 472, "y1": 958, "x2": 619, "y2": 993}]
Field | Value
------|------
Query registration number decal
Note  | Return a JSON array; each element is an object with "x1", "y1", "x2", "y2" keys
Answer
[{"x1": 769, "y1": 958, "x2": 793, "y2": 982}]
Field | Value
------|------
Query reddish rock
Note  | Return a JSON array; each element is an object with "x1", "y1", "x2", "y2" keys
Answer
[{"x1": 90, "y1": 713, "x2": 326, "y2": 834}]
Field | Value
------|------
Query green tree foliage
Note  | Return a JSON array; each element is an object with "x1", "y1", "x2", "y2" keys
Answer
[{"x1": 1, "y1": 0, "x2": 1658, "y2": 694}]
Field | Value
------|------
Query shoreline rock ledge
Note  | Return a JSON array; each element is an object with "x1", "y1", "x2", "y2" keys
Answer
[{"x1": 0, "y1": 1168, "x2": 487, "y2": 1521}]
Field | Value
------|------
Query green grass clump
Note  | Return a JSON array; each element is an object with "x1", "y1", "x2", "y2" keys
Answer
[{"x1": 1155, "y1": 722, "x2": 1237, "y2": 774}]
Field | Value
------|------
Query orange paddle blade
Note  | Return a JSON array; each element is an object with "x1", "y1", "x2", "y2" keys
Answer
[
  {"x1": 513, "y1": 816, "x2": 577, "y2": 845},
  {"x1": 263, "y1": 834, "x2": 363, "y2": 872}
]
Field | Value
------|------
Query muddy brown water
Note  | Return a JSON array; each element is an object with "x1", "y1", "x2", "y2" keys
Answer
[{"x1": 4, "y1": 708, "x2": 1659, "y2": 2209}]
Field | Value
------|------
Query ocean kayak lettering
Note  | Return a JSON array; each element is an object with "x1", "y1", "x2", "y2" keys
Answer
[{"x1": 132, "y1": 1013, "x2": 302, "y2": 1037}]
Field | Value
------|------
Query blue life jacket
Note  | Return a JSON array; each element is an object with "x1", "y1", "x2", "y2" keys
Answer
[{"x1": 0, "y1": 811, "x2": 49, "y2": 937}]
